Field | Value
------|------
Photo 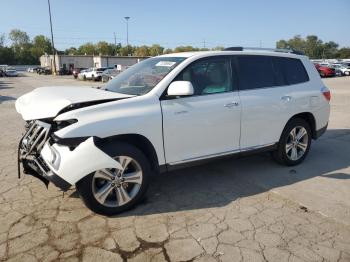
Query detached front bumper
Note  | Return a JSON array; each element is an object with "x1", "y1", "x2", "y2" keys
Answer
[{"x1": 18, "y1": 121, "x2": 122, "y2": 190}]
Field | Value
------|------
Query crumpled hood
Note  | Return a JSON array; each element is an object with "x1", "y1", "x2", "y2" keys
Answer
[{"x1": 16, "y1": 86, "x2": 133, "y2": 120}]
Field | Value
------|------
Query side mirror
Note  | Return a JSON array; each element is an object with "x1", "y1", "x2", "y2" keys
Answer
[{"x1": 167, "y1": 81, "x2": 194, "y2": 97}]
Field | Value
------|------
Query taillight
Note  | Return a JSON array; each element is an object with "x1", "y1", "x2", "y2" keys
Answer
[{"x1": 321, "y1": 86, "x2": 331, "y2": 102}]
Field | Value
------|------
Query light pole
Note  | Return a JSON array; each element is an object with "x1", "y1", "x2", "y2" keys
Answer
[
  {"x1": 124, "y1": 16, "x2": 130, "y2": 47},
  {"x1": 47, "y1": 0, "x2": 56, "y2": 74}
]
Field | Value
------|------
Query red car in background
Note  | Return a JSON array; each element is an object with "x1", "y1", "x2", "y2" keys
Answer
[{"x1": 314, "y1": 63, "x2": 335, "y2": 78}]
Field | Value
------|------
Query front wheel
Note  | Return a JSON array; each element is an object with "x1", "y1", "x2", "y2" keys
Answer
[
  {"x1": 273, "y1": 118, "x2": 311, "y2": 166},
  {"x1": 76, "y1": 142, "x2": 150, "y2": 215}
]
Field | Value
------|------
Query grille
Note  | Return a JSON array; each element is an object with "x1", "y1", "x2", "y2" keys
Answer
[{"x1": 21, "y1": 120, "x2": 51, "y2": 156}]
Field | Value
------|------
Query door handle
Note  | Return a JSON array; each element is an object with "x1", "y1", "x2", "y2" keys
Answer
[
  {"x1": 224, "y1": 102, "x2": 239, "y2": 108},
  {"x1": 281, "y1": 96, "x2": 292, "y2": 101}
]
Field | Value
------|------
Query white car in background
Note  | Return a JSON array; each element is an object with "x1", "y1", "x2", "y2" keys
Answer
[
  {"x1": 79, "y1": 67, "x2": 107, "y2": 81},
  {"x1": 330, "y1": 64, "x2": 350, "y2": 76},
  {"x1": 16, "y1": 48, "x2": 330, "y2": 215},
  {"x1": 5, "y1": 68, "x2": 18, "y2": 77}
]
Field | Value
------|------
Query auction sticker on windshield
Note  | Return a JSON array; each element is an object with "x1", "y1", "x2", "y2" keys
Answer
[{"x1": 155, "y1": 61, "x2": 177, "y2": 67}]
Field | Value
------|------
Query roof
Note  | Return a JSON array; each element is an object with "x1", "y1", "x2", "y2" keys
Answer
[{"x1": 159, "y1": 50, "x2": 305, "y2": 59}]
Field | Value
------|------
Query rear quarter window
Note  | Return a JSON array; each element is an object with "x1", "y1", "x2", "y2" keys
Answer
[{"x1": 273, "y1": 57, "x2": 309, "y2": 85}]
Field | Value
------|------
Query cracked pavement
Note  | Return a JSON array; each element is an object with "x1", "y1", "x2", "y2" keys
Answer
[{"x1": 0, "y1": 74, "x2": 349, "y2": 261}]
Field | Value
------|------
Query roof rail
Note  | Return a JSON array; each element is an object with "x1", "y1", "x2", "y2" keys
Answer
[{"x1": 223, "y1": 46, "x2": 304, "y2": 55}]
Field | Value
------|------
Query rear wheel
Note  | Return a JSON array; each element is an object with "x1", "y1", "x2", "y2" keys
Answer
[
  {"x1": 83, "y1": 75, "x2": 86, "y2": 81},
  {"x1": 273, "y1": 118, "x2": 311, "y2": 166},
  {"x1": 76, "y1": 142, "x2": 151, "y2": 215}
]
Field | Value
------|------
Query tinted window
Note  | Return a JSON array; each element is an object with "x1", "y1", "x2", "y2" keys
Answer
[
  {"x1": 237, "y1": 56, "x2": 276, "y2": 90},
  {"x1": 273, "y1": 57, "x2": 309, "y2": 85},
  {"x1": 175, "y1": 58, "x2": 232, "y2": 96}
]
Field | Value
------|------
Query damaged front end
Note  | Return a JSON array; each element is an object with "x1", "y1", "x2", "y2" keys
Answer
[{"x1": 18, "y1": 120, "x2": 71, "y2": 191}]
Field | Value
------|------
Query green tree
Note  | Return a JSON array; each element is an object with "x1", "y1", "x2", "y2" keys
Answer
[
  {"x1": 163, "y1": 48, "x2": 173, "y2": 54},
  {"x1": 120, "y1": 45, "x2": 134, "y2": 56},
  {"x1": 30, "y1": 35, "x2": 52, "y2": 59},
  {"x1": 134, "y1": 45, "x2": 150, "y2": 57},
  {"x1": 174, "y1": 45, "x2": 199, "y2": 52},
  {"x1": 96, "y1": 41, "x2": 114, "y2": 55},
  {"x1": 336, "y1": 48, "x2": 350, "y2": 59},
  {"x1": 149, "y1": 44, "x2": 164, "y2": 56},
  {"x1": 77, "y1": 42, "x2": 97, "y2": 55},
  {"x1": 64, "y1": 47, "x2": 78, "y2": 55},
  {"x1": 9, "y1": 29, "x2": 30, "y2": 47}
]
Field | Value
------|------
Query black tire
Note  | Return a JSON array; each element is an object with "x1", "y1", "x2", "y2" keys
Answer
[
  {"x1": 76, "y1": 142, "x2": 151, "y2": 215},
  {"x1": 320, "y1": 71, "x2": 325, "y2": 78},
  {"x1": 83, "y1": 75, "x2": 86, "y2": 81},
  {"x1": 273, "y1": 118, "x2": 311, "y2": 166}
]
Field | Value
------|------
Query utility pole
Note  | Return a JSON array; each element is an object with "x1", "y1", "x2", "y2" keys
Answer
[
  {"x1": 124, "y1": 16, "x2": 130, "y2": 46},
  {"x1": 47, "y1": 0, "x2": 56, "y2": 75},
  {"x1": 113, "y1": 32, "x2": 117, "y2": 56}
]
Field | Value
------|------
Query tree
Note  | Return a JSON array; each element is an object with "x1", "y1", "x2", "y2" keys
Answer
[
  {"x1": 275, "y1": 35, "x2": 346, "y2": 59},
  {"x1": 64, "y1": 47, "x2": 78, "y2": 55},
  {"x1": 336, "y1": 48, "x2": 350, "y2": 59},
  {"x1": 77, "y1": 42, "x2": 97, "y2": 55},
  {"x1": 120, "y1": 45, "x2": 134, "y2": 56},
  {"x1": 0, "y1": 34, "x2": 5, "y2": 47},
  {"x1": 30, "y1": 35, "x2": 52, "y2": 59},
  {"x1": 174, "y1": 46, "x2": 199, "y2": 53},
  {"x1": 134, "y1": 45, "x2": 150, "y2": 57},
  {"x1": 149, "y1": 44, "x2": 164, "y2": 56},
  {"x1": 9, "y1": 29, "x2": 30, "y2": 46},
  {"x1": 96, "y1": 41, "x2": 114, "y2": 55},
  {"x1": 163, "y1": 48, "x2": 173, "y2": 54}
]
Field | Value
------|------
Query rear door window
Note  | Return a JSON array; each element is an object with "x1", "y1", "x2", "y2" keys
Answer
[{"x1": 236, "y1": 55, "x2": 276, "y2": 90}]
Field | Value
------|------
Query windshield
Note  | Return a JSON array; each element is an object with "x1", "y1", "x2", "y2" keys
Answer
[{"x1": 105, "y1": 56, "x2": 186, "y2": 95}]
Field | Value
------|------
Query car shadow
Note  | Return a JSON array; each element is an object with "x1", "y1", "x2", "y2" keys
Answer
[
  {"x1": 0, "y1": 81, "x2": 14, "y2": 90},
  {"x1": 0, "y1": 95, "x2": 16, "y2": 104},
  {"x1": 71, "y1": 129, "x2": 350, "y2": 217}
]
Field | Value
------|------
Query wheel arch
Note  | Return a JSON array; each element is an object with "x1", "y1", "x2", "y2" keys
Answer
[
  {"x1": 95, "y1": 134, "x2": 161, "y2": 174},
  {"x1": 283, "y1": 112, "x2": 317, "y2": 139}
]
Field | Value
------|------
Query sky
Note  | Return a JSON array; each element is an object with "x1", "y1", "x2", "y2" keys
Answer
[{"x1": 1, "y1": 0, "x2": 349, "y2": 50}]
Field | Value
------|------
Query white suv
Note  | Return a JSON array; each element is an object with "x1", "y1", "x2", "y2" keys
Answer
[
  {"x1": 79, "y1": 67, "x2": 107, "y2": 81},
  {"x1": 16, "y1": 48, "x2": 330, "y2": 215}
]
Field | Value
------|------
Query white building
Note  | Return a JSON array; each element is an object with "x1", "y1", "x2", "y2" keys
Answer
[{"x1": 40, "y1": 54, "x2": 149, "y2": 72}]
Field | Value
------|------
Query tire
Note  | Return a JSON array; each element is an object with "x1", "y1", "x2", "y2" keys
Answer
[
  {"x1": 320, "y1": 71, "x2": 325, "y2": 78},
  {"x1": 76, "y1": 142, "x2": 151, "y2": 215},
  {"x1": 273, "y1": 118, "x2": 311, "y2": 166},
  {"x1": 83, "y1": 75, "x2": 86, "y2": 81}
]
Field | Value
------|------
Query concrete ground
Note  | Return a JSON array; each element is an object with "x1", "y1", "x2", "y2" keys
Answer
[{"x1": 0, "y1": 73, "x2": 349, "y2": 262}]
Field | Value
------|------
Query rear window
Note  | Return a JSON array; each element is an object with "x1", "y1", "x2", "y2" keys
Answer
[{"x1": 236, "y1": 55, "x2": 276, "y2": 90}]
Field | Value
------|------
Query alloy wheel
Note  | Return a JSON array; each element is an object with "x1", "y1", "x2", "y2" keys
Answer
[
  {"x1": 92, "y1": 156, "x2": 143, "y2": 207},
  {"x1": 285, "y1": 126, "x2": 309, "y2": 161}
]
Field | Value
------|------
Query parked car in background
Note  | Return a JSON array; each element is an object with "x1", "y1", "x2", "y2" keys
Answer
[
  {"x1": 314, "y1": 63, "x2": 335, "y2": 77},
  {"x1": 329, "y1": 64, "x2": 350, "y2": 76},
  {"x1": 72, "y1": 68, "x2": 87, "y2": 79},
  {"x1": 80, "y1": 67, "x2": 109, "y2": 81},
  {"x1": 58, "y1": 67, "x2": 70, "y2": 75},
  {"x1": 5, "y1": 68, "x2": 18, "y2": 77},
  {"x1": 27, "y1": 67, "x2": 40, "y2": 73},
  {"x1": 101, "y1": 68, "x2": 120, "y2": 82},
  {"x1": 16, "y1": 49, "x2": 330, "y2": 215},
  {"x1": 37, "y1": 67, "x2": 52, "y2": 75}
]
